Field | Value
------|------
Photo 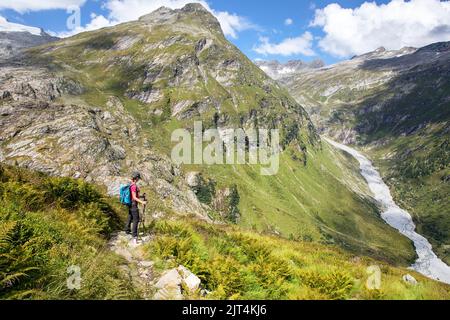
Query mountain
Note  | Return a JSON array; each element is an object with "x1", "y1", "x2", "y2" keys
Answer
[
  {"x1": 266, "y1": 43, "x2": 450, "y2": 264},
  {"x1": 255, "y1": 59, "x2": 325, "y2": 80},
  {"x1": 0, "y1": 16, "x2": 58, "y2": 60},
  {"x1": 0, "y1": 16, "x2": 42, "y2": 35},
  {"x1": 0, "y1": 3, "x2": 418, "y2": 264}
]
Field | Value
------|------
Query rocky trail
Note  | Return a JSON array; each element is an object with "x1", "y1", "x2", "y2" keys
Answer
[
  {"x1": 108, "y1": 231, "x2": 156, "y2": 299},
  {"x1": 108, "y1": 221, "x2": 203, "y2": 300}
]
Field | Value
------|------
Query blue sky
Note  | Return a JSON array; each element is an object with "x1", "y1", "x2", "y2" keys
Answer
[{"x1": 1, "y1": 0, "x2": 450, "y2": 65}]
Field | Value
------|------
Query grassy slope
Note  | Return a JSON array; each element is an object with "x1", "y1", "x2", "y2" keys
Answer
[
  {"x1": 185, "y1": 141, "x2": 415, "y2": 265},
  {"x1": 144, "y1": 217, "x2": 450, "y2": 300},
  {"x1": 0, "y1": 165, "x2": 139, "y2": 299},
  {"x1": 1, "y1": 164, "x2": 448, "y2": 300}
]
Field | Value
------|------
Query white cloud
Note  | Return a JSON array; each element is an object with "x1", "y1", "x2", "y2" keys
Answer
[
  {"x1": 103, "y1": 0, "x2": 255, "y2": 39},
  {"x1": 253, "y1": 32, "x2": 315, "y2": 56},
  {"x1": 311, "y1": 0, "x2": 450, "y2": 58},
  {"x1": 0, "y1": 0, "x2": 86, "y2": 13},
  {"x1": 284, "y1": 18, "x2": 293, "y2": 26},
  {"x1": 214, "y1": 11, "x2": 256, "y2": 39},
  {"x1": 54, "y1": 13, "x2": 116, "y2": 38}
]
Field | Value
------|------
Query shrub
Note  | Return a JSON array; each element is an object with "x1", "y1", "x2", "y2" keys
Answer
[{"x1": 0, "y1": 165, "x2": 135, "y2": 299}]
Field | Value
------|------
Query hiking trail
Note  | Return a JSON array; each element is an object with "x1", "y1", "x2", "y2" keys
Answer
[
  {"x1": 108, "y1": 231, "x2": 156, "y2": 299},
  {"x1": 108, "y1": 218, "x2": 203, "y2": 300}
]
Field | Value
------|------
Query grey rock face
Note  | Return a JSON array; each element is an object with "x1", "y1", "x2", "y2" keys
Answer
[
  {"x1": 0, "y1": 64, "x2": 206, "y2": 217},
  {"x1": 0, "y1": 66, "x2": 84, "y2": 101}
]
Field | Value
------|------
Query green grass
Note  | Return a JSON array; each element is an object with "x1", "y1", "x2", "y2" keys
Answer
[
  {"x1": 0, "y1": 165, "x2": 139, "y2": 300},
  {"x1": 143, "y1": 217, "x2": 450, "y2": 300}
]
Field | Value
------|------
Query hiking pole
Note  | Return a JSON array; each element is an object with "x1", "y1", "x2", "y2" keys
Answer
[{"x1": 139, "y1": 193, "x2": 147, "y2": 237}]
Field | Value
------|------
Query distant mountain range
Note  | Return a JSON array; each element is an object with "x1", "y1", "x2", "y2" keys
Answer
[
  {"x1": 254, "y1": 59, "x2": 325, "y2": 80},
  {"x1": 0, "y1": 16, "x2": 58, "y2": 60}
]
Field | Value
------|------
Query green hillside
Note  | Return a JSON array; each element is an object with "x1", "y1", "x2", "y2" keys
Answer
[{"x1": 1, "y1": 165, "x2": 448, "y2": 300}]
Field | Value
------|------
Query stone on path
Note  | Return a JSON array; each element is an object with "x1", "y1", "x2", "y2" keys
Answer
[{"x1": 153, "y1": 265, "x2": 201, "y2": 300}]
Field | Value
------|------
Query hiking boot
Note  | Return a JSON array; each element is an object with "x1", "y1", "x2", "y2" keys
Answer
[{"x1": 132, "y1": 238, "x2": 142, "y2": 246}]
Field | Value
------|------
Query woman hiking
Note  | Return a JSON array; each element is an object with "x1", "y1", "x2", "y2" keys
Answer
[{"x1": 125, "y1": 171, "x2": 147, "y2": 244}]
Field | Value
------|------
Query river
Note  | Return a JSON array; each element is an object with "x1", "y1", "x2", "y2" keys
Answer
[{"x1": 325, "y1": 138, "x2": 450, "y2": 284}]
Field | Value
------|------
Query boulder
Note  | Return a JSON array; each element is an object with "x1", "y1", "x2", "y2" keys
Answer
[
  {"x1": 155, "y1": 269, "x2": 183, "y2": 289},
  {"x1": 402, "y1": 274, "x2": 418, "y2": 285},
  {"x1": 153, "y1": 269, "x2": 184, "y2": 300},
  {"x1": 177, "y1": 265, "x2": 201, "y2": 293},
  {"x1": 185, "y1": 171, "x2": 201, "y2": 187},
  {"x1": 153, "y1": 265, "x2": 201, "y2": 300}
]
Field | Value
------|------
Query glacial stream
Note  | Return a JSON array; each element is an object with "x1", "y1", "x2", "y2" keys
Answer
[{"x1": 325, "y1": 138, "x2": 450, "y2": 284}]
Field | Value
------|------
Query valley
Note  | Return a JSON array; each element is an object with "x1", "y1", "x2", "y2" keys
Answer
[{"x1": 259, "y1": 44, "x2": 450, "y2": 265}]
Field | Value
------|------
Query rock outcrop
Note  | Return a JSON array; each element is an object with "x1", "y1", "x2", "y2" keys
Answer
[{"x1": 153, "y1": 265, "x2": 201, "y2": 300}]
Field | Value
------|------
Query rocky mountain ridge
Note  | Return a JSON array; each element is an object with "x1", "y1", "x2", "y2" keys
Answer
[
  {"x1": 0, "y1": 16, "x2": 58, "y2": 60},
  {"x1": 255, "y1": 59, "x2": 325, "y2": 80}
]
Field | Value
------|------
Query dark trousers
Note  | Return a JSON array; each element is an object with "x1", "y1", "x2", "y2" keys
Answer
[{"x1": 125, "y1": 202, "x2": 140, "y2": 238}]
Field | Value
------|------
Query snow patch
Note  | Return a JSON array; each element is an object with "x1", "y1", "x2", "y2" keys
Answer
[{"x1": 0, "y1": 16, "x2": 41, "y2": 36}]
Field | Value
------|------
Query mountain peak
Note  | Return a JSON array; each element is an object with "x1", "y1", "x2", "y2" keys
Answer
[
  {"x1": 139, "y1": 3, "x2": 222, "y2": 36},
  {"x1": 139, "y1": 3, "x2": 213, "y2": 20},
  {"x1": 138, "y1": 6, "x2": 176, "y2": 22},
  {"x1": 181, "y1": 3, "x2": 210, "y2": 13},
  {"x1": 416, "y1": 41, "x2": 450, "y2": 54},
  {"x1": 351, "y1": 46, "x2": 418, "y2": 61}
]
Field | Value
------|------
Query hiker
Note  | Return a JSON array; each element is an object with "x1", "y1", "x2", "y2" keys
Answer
[{"x1": 124, "y1": 172, "x2": 147, "y2": 243}]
